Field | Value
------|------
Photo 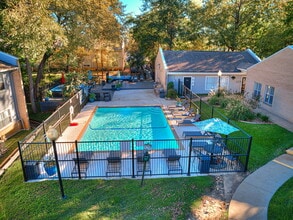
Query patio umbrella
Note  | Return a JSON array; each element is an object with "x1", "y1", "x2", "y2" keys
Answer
[{"x1": 193, "y1": 118, "x2": 239, "y2": 135}]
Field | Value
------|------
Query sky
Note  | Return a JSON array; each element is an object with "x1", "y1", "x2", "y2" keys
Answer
[{"x1": 120, "y1": 0, "x2": 143, "y2": 15}]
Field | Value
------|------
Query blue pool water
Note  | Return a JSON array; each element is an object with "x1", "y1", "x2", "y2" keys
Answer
[{"x1": 80, "y1": 107, "x2": 178, "y2": 151}]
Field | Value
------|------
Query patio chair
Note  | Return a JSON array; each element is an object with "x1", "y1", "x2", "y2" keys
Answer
[
  {"x1": 120, "y1": 141, "x2": 131, "y2": 152},
  {"x1": 135, "y1": 140, "x2": 145, "y2": 151},
  {"x1": 162, "y1": 149, "x2": 182, "y2": 175},
  {"x1": 177, "y1": 114, "x2": 201, "y2": 126},
  {"x1": 136, "y1": 152, "x2": 152, "y2": 176},
  {"x1": 78, "y1": 151, "x2": 94, "y2": 160},
  {"x1": 71, "y1": 157, "x2": 90, "y2": 178},
  {"x1": 106, "y1": 151, "x2": 122, "y2": 177}
]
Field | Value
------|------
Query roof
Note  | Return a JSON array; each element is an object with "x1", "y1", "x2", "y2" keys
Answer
[
  {"x1": 162, "y1": 49, "x2": 260, "y2": 73},
  {"x1": 0, "y1": 51, "x2": 18, "y2": 66},
  {"x1": 0, "y1": 51, "x2": 19, "y2": 73}
]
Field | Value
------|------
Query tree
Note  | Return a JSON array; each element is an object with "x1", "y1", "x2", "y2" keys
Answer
[
  {"x1": 1, "y1": 0, "x2": 66, "y2": 112},
  {"x1": 1, "y1": 0, "x2": 123, "y2": 111},
  {"x1": 201, "y1": 0, "x2": 289, "y2": 55},
  {"x1": 128, "y1": 0, "x2": 197, "y2": 66}
]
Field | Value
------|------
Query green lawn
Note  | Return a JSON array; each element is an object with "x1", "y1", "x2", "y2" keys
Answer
[
  {"x1": 268, "y1": 177, "x2": 293, "y2": 220},
  {"x1": 0, "y1": 161, "x2": 213, "y2": 219},
  {"x1": 236, "y1": 122, "x2": 293, "y2": 171}
]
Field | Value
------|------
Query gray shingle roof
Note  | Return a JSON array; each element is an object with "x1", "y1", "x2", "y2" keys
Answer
[{"x1": 163, "y1": 50, "x2": 260, "y2": 73}]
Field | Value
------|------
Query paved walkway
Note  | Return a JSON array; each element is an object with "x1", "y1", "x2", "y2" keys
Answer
[{"x1": 229, "y1": 153, "x2": 293, "y2": 220}]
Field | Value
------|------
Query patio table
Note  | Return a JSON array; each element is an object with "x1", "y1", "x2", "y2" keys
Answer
[{"x1": 203, "y1": 143, "x2": 223, "y2": 166}]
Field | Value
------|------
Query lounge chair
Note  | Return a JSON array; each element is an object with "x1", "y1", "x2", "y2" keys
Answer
[
  {"x1": 172, "y1": 108, "x2": 194, "y2": 117},
  {"x1": 136, "y1": 152, "x2": 151, "y2": 176},
  {"x1": 71, "y1": 157, "x2": 90, "y2": 178},
  {"x1": 120, "y1": 141, "x2": 131, "y2": 152},
  {"x1": 106, "y1": 151, "x2": 122, "y2": 177},
  {"x1": 182, "y1": 130, "x2": 205, "y2": 138},
  {"x1": 177, "y1": 114, "x2": 201, "y2": 126},
  {"x1": 162, "y1": 149, "x2": 182, "y2": 175}
]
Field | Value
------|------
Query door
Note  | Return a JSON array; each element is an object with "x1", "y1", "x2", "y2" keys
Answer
[
  {"x1": 183, "y1": 77, "x2": 191, "y2": 97},
  {"x1": 184, "y1": 77, "x2": 191, "y2": 89},
  {"x1": 241, "y1": 77, "x2": 246, "y2": 94}
]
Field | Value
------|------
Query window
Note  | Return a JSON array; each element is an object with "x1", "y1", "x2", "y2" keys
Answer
[
  {"x1": 0, "y1": 109, "x2": 12, "y2": 128},
  {"x1": 0, "y1": 74, "x2": 4, "y2": 90},
  {"x1": 264, "y1": 85, "x2": 274, "y2": 105},
  {"x1": 253, "y1": 82, "x2": 262, "y2": 98},
  {"x1": 205, "y1": 76, "x2": 228, "y2": 91}
]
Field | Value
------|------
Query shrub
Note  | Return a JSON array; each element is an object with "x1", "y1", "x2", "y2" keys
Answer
[
  {"x1": 167, "y1": 82, "x2": 174, "y2": 90},
  {"x1": 166, "y1": 88, "x2": 177, "y2": 99},
  {"x1": 227, "y1": 102, "x2": 256, "y2": 121},
  {"x1": 208, "y1": 96, "x2": 221, "y2": 105},
  {"x1": 260, "y1": 114, "x2": 269, "y2": 122}
]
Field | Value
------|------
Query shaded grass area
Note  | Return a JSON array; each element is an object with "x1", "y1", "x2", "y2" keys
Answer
[
  {"x1": 0, "y1": 130, "x2": 31, "y2": 165},
  {"x1": 27, "y1": 103, "x2": 52, "y2": 122},
  {"x1": 0, "y1": 161, "x2": 213, "y2": 220},
  {"x1": 268, "y1": 177, "x2": 293, "y2": 220}
]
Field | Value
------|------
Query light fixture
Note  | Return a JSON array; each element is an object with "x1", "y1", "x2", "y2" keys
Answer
[{"x1": 46, "y1": 127, "x2": 66, "y2": 199}]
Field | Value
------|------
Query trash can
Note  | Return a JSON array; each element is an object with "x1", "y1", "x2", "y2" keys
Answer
[
  {"x1": 198, "y1": 155, "x2": 210, "y2": 173},
  {"x1": 159, "y1": 89, "x2": 165, "y2": 98},
  {"x1": 24, "y1": 160, "x2": 40, "y2": 180}
]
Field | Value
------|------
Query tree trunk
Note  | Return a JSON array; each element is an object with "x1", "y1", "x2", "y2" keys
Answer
[
  {"x1": 25, "y1": 58, "x2": 37, "y2": 113},
  {"x1": 35, "y1": 51, "x2": 53, "y2": 101},
  {"x1": 65, "y1": 54, "x2": 69, "y2": 73}
]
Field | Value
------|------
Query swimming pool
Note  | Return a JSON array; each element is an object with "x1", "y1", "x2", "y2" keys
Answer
[{"x1": 80, "y1": 106, "x2": 178, "y2": 151}]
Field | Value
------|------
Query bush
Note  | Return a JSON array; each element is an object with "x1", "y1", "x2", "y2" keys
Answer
[
  {"x1": 167, "y1": 82, "x2": 174, "y2": 90},
  {"x1": 208, "y1": 96, "x2": 229, "y2": 108},
  {"x1": 166, "y1": 88, "x2": 177, "y2": 99},
  {"x1": 260, "y1": 114, "x2": 269, "y2": 122},
  {"x1": 227, "y1": 102, "x2": 256, "y2": 121}
]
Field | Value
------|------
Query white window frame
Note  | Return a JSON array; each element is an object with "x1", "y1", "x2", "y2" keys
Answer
[
  {"x1": 0, "y1": 74, "x2": 5, "y2": 90},
  {"x1": 264, "y1": 85, "x2": 274, "y2": 105},
  {"x1": 253, "y1": 82, "x2": 262, "y2": 98},
  {"x1": 0, "y1": 109, "x2": 12, "y2": 129},
  {"x1": 205, "y1": 76, "x2": 229, "y2": 91}
]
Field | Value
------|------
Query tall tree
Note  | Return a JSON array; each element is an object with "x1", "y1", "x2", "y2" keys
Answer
[
  {"x1": 128, "y1": 0, "x2": 197, "y2": 66},
  {"x1": 201, "y1": 0, "x2": 288, "y2": 54},
  {"x1": 2, "y1": 0, "x2": 66, "y2": 112},
  {"x1": 1, "y1": 0, "x2": 123, "y2": 110}
]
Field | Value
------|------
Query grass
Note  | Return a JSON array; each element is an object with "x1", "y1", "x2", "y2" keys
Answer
[
  {"x1": 0, "y1": 130, "x2": 31, "y2": 165},
  {"x1": 27, "y1": 103, "x2": 52, "y2": 122},
  {"x1": 0, "y1": 161, "x2": 213, "y2": 219},
  {"x1": 268, "y1": 177, "x2": 293, "y2": 220},
  {"x1": 235, "y1": 122, "x2": 293, "y2": 171}
]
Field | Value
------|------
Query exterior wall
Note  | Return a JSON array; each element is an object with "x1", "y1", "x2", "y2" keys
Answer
[
  {"x1": 245, "y1": 47, "x2": 293, "y2": 123},
  {"x1": 11, "y1": 67, "x2": 30, "y2": 130},
  {"x1": 155, "y1": 49, "x2": 168, "y2": 91},
  {"x1": 168, "y1": 73, "x2": 245, "y2": 94},
  {"x1": 0, "y1": 56, "x2": 30, "y2": 138}
]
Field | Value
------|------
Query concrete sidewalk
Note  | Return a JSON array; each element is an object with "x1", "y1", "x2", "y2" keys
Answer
[{"x1": 229, "y1": 153, "x2": 293, "y2": 220}]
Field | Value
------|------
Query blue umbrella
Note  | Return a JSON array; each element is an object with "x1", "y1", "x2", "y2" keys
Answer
[{"x1": 193, "y1": 118, "x2": 239, "y2": 135}]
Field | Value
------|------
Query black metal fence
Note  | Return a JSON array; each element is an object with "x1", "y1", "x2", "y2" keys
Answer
[
  {"x1": 18, "y1": 86, "x2": 252, "y2": 182},
  {"x1": 21, "y1": 90, "x2": 87, "y2": 144},
  {"x1": 19, "y1": 135, "x2": 250, "y2": 181}
]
